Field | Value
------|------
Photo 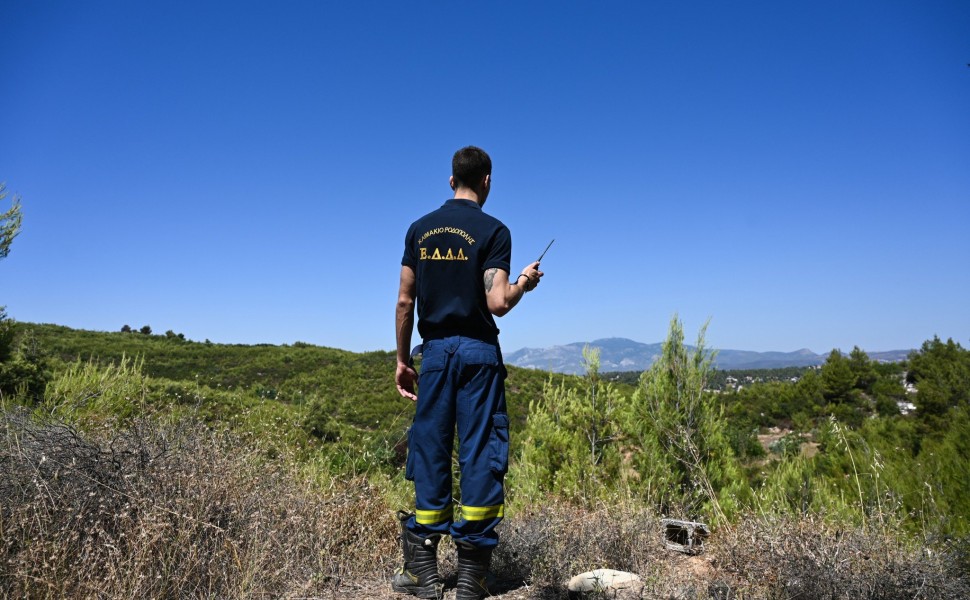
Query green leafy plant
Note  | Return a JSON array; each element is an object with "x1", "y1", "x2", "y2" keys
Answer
[
  {"x1": 517, "y1": 346, "x2": 624, "y2": 503},
  {"x1": 623, "y1": 317, "x2": 749, "y2": 523}
]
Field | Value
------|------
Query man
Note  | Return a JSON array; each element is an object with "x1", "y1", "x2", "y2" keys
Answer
[{"x1": 392, "y1": 146, "x2": 543, "y2": 600}]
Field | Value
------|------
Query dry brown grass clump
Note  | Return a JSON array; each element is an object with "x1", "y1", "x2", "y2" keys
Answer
[
  {"x1": 0, "y1": 407, "x2": 397, "y2": 599},
  {"x1": 713, "y1": 513, "x2": 970, "y2": 599}
]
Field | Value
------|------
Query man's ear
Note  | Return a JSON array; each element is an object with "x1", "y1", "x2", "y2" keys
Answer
[
  {"x1": 449, "y1": 175, "x2": 456, "y2": 191},
  {"x1": 482, "y1": 174, "x2": 491, "y2": 189}
]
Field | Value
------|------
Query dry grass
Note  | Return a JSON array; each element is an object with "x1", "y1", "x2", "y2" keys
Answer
[
  {"x1": 3, "y1": 407, "x2": 967, "y2": 599},
  {"x1": 490, "y1": 502, "x2": 969, "y2": 599},
  {"x1": 713, "y1": 513, "x2": 970, "y2": 599},
  {"x1": 1, "y1": 407, "x2": 397, "y2": 599},
  {"x1": 493, "y1": 500, "x2": 708, "y2": 599}
]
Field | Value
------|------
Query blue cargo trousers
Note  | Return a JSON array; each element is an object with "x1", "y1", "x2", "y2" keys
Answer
[{"x1": 405, "y1": 335, "x2": 509, "y2": 549}]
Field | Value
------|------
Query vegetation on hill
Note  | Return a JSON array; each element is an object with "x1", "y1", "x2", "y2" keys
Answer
[
  {"x1": 1, "y1": 317, "x2": 968, "y2": 598},
  {"x1": 3, "y1": 321, "x2": 576, "y2": 469}
]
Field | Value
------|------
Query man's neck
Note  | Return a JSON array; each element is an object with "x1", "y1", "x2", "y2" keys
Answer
[{"x1": 453, "y1": 187, "x2": 484, "y2": 206}]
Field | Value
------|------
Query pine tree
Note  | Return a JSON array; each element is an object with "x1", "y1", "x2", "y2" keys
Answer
[
  {"x1": 623, "y1": 317, "x2": 748, "y2": 523},
  {"x1": 518, "y1": 346, "x2": 623, "y2": 503}
]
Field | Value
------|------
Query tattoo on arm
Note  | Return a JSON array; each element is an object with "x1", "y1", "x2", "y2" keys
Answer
[{"x1": 484, "y1": 268, "x2": 498, "y2": 292}]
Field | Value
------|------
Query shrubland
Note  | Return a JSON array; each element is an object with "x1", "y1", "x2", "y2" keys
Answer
[{"x1": 1, "y1": 317, "x2": 968, "y2": 598}]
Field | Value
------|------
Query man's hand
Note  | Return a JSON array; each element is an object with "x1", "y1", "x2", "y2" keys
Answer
[
  {"x1": 396, "y1": 361, "x2": 418, "y2": 401},
  {"x1": 518, "y1": 260, "x2": 544, "y2": 292}
]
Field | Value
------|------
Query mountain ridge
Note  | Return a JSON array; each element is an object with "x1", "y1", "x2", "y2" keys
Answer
[{"x1": 506, "y1": 337, "x2": 911, "y2": 374}]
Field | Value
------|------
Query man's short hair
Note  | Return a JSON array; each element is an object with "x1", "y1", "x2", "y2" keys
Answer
[{"x1": 452, "y1": 146, "x2": 491, "y2": 189}]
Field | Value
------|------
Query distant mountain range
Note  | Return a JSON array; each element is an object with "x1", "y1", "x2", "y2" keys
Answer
[{"x1": 505, "y1": 338, "x2": 912, "y2": 374}]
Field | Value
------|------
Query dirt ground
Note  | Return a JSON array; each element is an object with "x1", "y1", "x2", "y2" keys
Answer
[
  {"x1": 320, "y1": 554, "x2": 717, "y2": 599},
  {"x1": 756, "y1": 427, "x2": 819, "y2": 459},
  {"x1": 312, "y1": 578, "x2": 533, "y2": 599}
]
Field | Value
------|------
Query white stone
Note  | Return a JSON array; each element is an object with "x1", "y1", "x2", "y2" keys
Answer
[{"x1": 567, "y1": 569, "x2": 643, "y2": 593}]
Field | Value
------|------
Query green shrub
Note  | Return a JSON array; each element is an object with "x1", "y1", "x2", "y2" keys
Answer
[
  {"x1": 517, "y1": 346, "x2": 624, "y2": 504},
  {"x1": 42, "y1": 355, "x2": 148, "y2": 423},
  {"x1": 623, "y1": 317, "x2": 749, "y2": 523}
]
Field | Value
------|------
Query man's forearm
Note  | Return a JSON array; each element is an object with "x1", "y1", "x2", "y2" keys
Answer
[
  {"x1": 396, "y1": 265, "x2": 418, "y2": 364},
  {"x1": 396, "y1": 299, "x2": 414, "y2": 364},
  {"x1": 485, "y1": 267, "x2": 532, "y2": 317},
  {"x1": 502, "y1": 279, "x2": 526, "y2": 312}
]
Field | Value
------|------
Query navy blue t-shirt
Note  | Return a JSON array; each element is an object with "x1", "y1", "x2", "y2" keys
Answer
[{"x1": 402, "y1": 199, "x2": 512, "y2": 343}]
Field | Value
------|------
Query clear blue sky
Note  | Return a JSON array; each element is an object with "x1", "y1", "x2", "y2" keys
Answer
[{"x1": 2, "y1": 1, "x2": 968, "y2": 355}]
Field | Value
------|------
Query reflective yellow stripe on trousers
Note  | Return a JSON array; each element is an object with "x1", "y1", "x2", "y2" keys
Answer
[
  {"x1": 460, "y1": 504, "x2": 504, "y2": 521},
  {"x1": 415, "y1": 506, "x2": 453, "y2": 525}
]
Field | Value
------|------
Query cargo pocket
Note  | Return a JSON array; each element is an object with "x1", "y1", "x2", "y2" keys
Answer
[
  {"x1": 418, "y1": 351, "x2": 446, "y2": 380},
  {"x1": 488, "y1": 413, "x2": 510, "y2": 475},
  {"x1": 404, "y1": 425, "x2": 416, "y2": 481}
]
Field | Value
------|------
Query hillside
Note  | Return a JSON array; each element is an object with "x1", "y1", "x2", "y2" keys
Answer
[
  {"x1": 11, "y1": 321, "x2": 589, "y2": 434},
  {"x1": 2, "y1": 321, "x2": 969, "y2": 598}
]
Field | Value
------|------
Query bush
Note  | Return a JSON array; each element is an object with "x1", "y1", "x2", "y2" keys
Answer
[
  {"x1": 303, "y1": 396, "x2": 342, "y2": 441},
  {"x1": 1, "y1": 313, "x2": 50, "y2": 402},
  {"x1": 42, "y1": 355, "x2": 148, "y2": 422},
  {"x1": 0, "y1": 408, "x2": 398, "y2": 599},
  {"x1": 716, "y1": 512, "x2": 970, "y2": 599},
  {"x1": 517, "y1": 347, "x2": 624, "y2": 504}
]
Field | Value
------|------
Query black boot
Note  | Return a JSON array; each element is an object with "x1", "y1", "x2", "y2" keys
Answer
[
  {"x1": 456, "y1": 542, "x2": 492, "y2": 600},
  {"x1": 390, "y1": 511, "x2": 443, "y2": 599}
]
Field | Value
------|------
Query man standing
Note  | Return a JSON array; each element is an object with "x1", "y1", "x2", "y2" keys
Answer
[{"x1": 392, "y1": 147, "x2": 543, "y2": 599}]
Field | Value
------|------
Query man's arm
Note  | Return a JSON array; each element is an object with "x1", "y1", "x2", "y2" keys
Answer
[
  {"x1": 395, "y1": 265, "x2": 418, "y2": 401},
  {"x1": 485, "y1": 261, "x2": 543, "y2": 317}
]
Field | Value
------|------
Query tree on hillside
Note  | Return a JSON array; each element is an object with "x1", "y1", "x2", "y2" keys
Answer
[
  {"x1": 140, "y1": 325, "x2": 152, "y2": 335},
  {"x1": 820, "y1": 349, "x2": 868, "y2": 426},
  {"x1": 907, "y1": 337, "x2": 970, "y2": 431},
  {"x1": 791, "y1": 369, "x2": 825, "y2": 422},
  {"x1": 1, "y1": 183, "x2": 23, "y2": 260},
  {"x1": 0, "y1": 308, "x2": 14, "y2": 364},
  {"x1": 0, "y1": 188, "x2": 48, "y2": 401},
  {"x1": 847, "y1": 346, "x2": 877, "y2": 391},
  {"x1": 517, "y1": 346, "x2": 624, "y2": 502},
  {"x1": 821, "y1": 350, "x2": 856, "y2": 402},
  {"x1": 0, "y1": 329, "x2": 48, "y2": 401},
  {"x1": 1, "y1": 183, "x2": 24, "y2": 378},
  {"x1": 624, "y1": 317, "x2": 748, "y2": 523}
]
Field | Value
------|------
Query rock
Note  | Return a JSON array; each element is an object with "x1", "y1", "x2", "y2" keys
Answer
[{"x1": 567, "y1": 569, "x2": 644, "y2": 598}]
